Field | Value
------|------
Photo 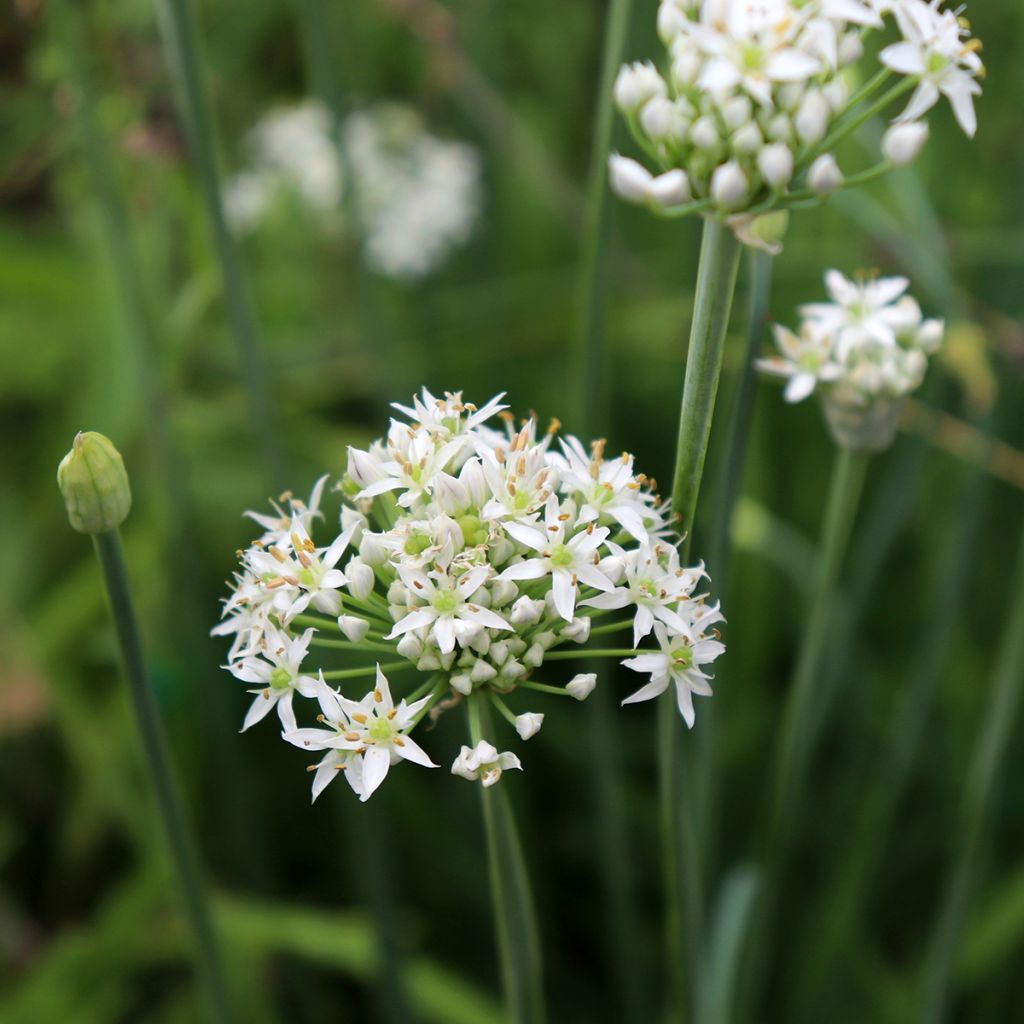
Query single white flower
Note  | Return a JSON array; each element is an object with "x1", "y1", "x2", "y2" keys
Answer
[
  {"x1": 756, "y1": 323, "x2": 844, "y2": 402},
  {"x1": 498, "y1": 495, "x2": 616, "y2": 620},
  {"x1": 387, "y1": 564, "x2": 511, "y2": 654},
  {"x1": 229, "y1": 627, "x2": 326, "y2": 732},
  {"x1": 515, "y1": 712, "x2": 545, "y2": 740},
  {"x1": 621, "y1": 621, "x2": 725, "y2": 727}
]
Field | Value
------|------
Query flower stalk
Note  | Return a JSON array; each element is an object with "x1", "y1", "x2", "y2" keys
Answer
[
  {"x1": 152, "y1": 0, "x2": 285, "y2": 487},
  {"x1": 93, "y1": 529, "x2": 231, "y2": 1024},
  {"x1": 468, "y1": 693, "x2": 545, "y2": 1024},
  {"x1": 661, "y1": 216, "x2": 741, "y2": 1021}
]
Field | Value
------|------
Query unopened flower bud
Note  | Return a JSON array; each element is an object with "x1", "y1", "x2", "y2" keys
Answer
[
  {"x1": 359, "y1": 531, "x2": 389, "y2": 566},
  {"x1": 470, "y1": 659, "x2": 497, "y2": 683},
  {"x1": 731, "y1": 122, "x2": 763, "y2": 155},
  {"x1": 563, "y1": 617, "x2": 592, "y2": 643},
  {"x1": 808, "y1": 154, "x2": 844, "y2": 194},
  {"x1": 338, "y1": 615, "x2": 369, "y2": 643},
  {"x1": 500, "y1": 657, "x2": 525, "y2": 680},
  {"x1": 523, "y1": 643, "x2": 546, "y2": 668},
  {"x1": 396, "y1": 632, "x2": 423, "y2": 659},
  {"x1": 434, "y1": 472, "x2": 469, "y2": 515},
  {"x1": 671, "y1": 48, "x2": 702, "y2": 89},
  {"x1": 722, "y1": 95, "x2": 753, "y2": 131},
  {"x1": 609, "y1": 154, "x2": 652, "y2": 202},
  {"x1": 795, "y1": 91, "x2": 830, "y2": 144},
  {"x1": 690, "y1": 116, "x2": 720, "y2": 151},
  {"x1": 649, "y1": 169, "x2": 691, "y2": 206},
  {"x1": 450, "y1": 672, "x2": 473, "y2": 696},
  {"x1": 345, "y1": 556, "x2": 375, "y2": 600},
  {"x1": 459, "y1": 457, "x2": 488, "y2": 507},
  {"x1": 510, "y1": 595, "x2": 545, "y2": 626},
  {"x1": 387, "y1": 581, "x2": 409, "y2": 606},
  {"x1": 613, "y1": 61, "x2": 666, "y2": 114},
  {"x1": 347, "y1": 446, "x2": 384, "y2": 487},
  {"x1": 838, "y1": 30, "x2": 864, "y2": 66},
  {"x1": 515, "y1": 712, "x2": 545, "y2": 740},
  {"x1": 757, "y1": 143, "x2": 794, "y2": 188},
  {"x1": 567, "y1": 673, "x2": 597, "y2": 701},
  {"x1": 710, "y1": 161, "x2": 749, "y2": 210},
  {"x1": 822, "y1": 77, "x2": 848, "y2": 113},
  {"x1": 658, "y1": 0, "x2": 689, "y2": 43},
  {"x1": 58, "y1": 432, "x2": 132, "y2": 534},
  {"x1": 882, "y1": 121, "x2": 929, "y2": 166},
  {"x1": 640, "y1": 97, "x2": 685, "y2": 144}
]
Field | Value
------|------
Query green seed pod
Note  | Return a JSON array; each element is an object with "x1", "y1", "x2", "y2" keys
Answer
[{"x1": 57, "y1": 431, "x2": 132, "y2": 534}]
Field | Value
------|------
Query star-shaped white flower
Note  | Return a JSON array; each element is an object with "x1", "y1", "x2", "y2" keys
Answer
[
  {"x1": 755, "y1": 322, "x2": 844, "y2": 403},
  {"x1": 229, "y1": 627, "x2": 327, "y2": 732},
  {"x1": 881, "y1": 0, "x2": 983, "y2": 138},
  {"x1": 286, "y1": 666, "x2": 438, "y2": 802},
  {"x1": 498, "y1": 495, "x2": 615, "y2": 620},
  {"x1": 387, "y1": 564, "x2": 511, "y2": 654},
  {"x1": 582, "y1": 541, "x2": 705, "y2": 646},
  {"x1": 621, "y1": 620, "x2": 725, "y2": 727},
  {"x1": 244, "y1": 474, "x2": 329, "y2": 548}
]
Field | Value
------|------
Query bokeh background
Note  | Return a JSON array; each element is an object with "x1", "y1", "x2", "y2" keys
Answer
[{"x1": 2, "y1": 1, "x2": 1023, "y2": 1021}]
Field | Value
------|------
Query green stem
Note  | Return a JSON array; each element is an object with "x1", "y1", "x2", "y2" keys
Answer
[
  {"x1": 767, "y1": 447, "x2": 867, "y2": 849},
  {"x1": 321, "y1": 661, "x2": 409, "y2": 680},
  {"x1": 693, "y1": 247, "x2": 774, "y2": 916},
  {"x1": 663, "y1": 216, "x2": 742, "y2": 1022},
  {"x1": 670, "y1": 219, "x2": 743, "y2": 553},
  {"x1": 467, "y1": 694, "x2": 545, "y2": 1024},
  {"x1": 92, "y1": 532, "x2": 230, "y2": 1024},
  {"x1": 740, "y1": 447, "x2": 867, "y2": 1018},
  {"x1": 309, "y1": 637, "x2": 399, "y2": 655},
  {"x1": 517, "y1": 681, "x2": 574, "y2": 698},
  {"x1": 151, "y1": 0, "x2": 285, "y2": 487},
  {"x1": 543, "y1": 648, "x2": 640, "y2": 660},
  {"x1": 920, "y1": 528, "x2": 1024, "y2": 1021}
]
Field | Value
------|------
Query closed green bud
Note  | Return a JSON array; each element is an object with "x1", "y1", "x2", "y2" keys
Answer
[{"x1": 57, "y1": 432, "x2": 132, "y2": 534}]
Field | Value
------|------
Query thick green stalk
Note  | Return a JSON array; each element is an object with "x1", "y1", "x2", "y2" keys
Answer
[
  {"x1": 670, "y1": 220, "x2": 742, "y2": 549},
  {"x1": 467, "y1": 694, "x2": 545, "y2": 1024},
  {"x1": 920, "y1": 528, "x2": 1024, "y2": 1021},
  {"x1": 151, "y1": 0, "x2": 284, "y2": 487},
  {"x1": 661, "y1": 217, "x2": 741, "y2": 1022},
  {"x1": 92, "y1": 531, "x2": 230, "y2": 1023}
]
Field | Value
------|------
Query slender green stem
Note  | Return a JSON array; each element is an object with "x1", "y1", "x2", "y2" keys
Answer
[
  {"x1": 588, "y1": 619, "x2": 635, "y2": 637},
  {"x1": 662, "y1": 216, "x2": 742, "y2": 1022},
  {"x1": 572, "y1": 0, "x2": 634, "y2": 436},
  {"x1": 670, "y1": 220, "x2": 742, "y2": 552},
  {"x1": 309, "y1": 637, "x2": 399, "y2": 655},
  {"x1": 467, "y1": 694, "x2": 545, "y2": 1024},
  {"x1": 517, "y1": 681, "x2": 574, "y2": 697},
  {"x1": 92, "y1": 531, "x2": 230, "y2": 1024},
  {"x1": 544, "y1": 648, "x2": 640, "y2": 660},
  {"x1": 739, "y1": 447, "x2": 867, "y2": 1018},
  {"x1": 767, "y1": 447, "x2": 868, "y2": 849},
  {"x1": 321, "y1": 661, "x2": 409, "y2": 680},
  {"x1": 151, "y1": 0, "x2": 285, "y2": 487},
  {"x1": 693, "y1": 247, "x2": 774, "y2": 914},
  {"x1": 920, "y1": 528, "x2": 1024, "y2": 1020}
]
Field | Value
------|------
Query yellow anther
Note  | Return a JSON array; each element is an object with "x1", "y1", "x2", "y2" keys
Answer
[
  {"x1": 387, "y1": 708, "x2": 398, "y2": 720},
  {"x1": 269, "y1": 547, "x2": 287, "y2": 563},
  {"x1": 344, "y1": 731, "x2": 360, "y2": 741},
  {"x1": 373, "y1": 689, "x2": 383, "y2": 702},
  {"x1": 352, "y1": 713, "x2": 367, "y2": 724},
  {"x1": 393, "y1": 736, "x2": 406, "y2": 747}
]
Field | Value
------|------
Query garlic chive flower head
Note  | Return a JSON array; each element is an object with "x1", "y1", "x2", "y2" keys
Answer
[
  {"x1": 757, "y1": 270, "x2": 944, "y2": 450},
  {"x1": 610, "y1": 1, "x2": 983, "y2": 247},
  {"x1": 214, "y1": 389, "x2": 725, "y2": 800}
]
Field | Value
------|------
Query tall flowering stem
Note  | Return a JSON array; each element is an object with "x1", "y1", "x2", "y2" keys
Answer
[
  {"x1": 920, "y1": 530, "x2": 1024, "y2": 1020},
  {"x1": 661, "y1": 216, "x2": 741, "y2": 1020},
  {"x1": 93, "y1": 532, "x2": 231, "y2": 1023},
  {"x1": 152, "y1": 0, "x2": 285, "y2": 486},
  {"x1": 468, "y1": 694, "x2": 546, "y2": 1024}
]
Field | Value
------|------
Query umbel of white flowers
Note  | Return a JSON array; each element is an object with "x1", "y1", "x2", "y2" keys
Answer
[
  {"x1": 213, "y1": 391, "x2": 725, "y2": 802},
  {"x1": 756, "y1": 269, "x2": 944, "y2": 450},
  {"x1": 609, "y1": 0, "x2": 983, "y2": 248},
  {"x1": 225, "y1": 101, "x2": 482, "y2": 280}
]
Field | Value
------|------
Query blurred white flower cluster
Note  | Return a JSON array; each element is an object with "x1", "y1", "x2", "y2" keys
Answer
[
  {"x1": 610, "y1": 0, "x2": 983, "y2": 242},
  {"x1": 757, "y1": 270, "x2": 943, "y2": 448},
  {"x1": 214, "y1": 390, "x2": 724, "y2": 802},
  {"x1": 225, "y1": 101, "x2": 482, "y2": 280}
]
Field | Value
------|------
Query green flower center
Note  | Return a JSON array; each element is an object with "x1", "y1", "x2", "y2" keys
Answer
[
  {"x1": 297, "y1": 567, "x2": 316, "y2": 587},
  {"x1": 926, "y1": 51, "x2": 948, "y2": 74},
  {"x1": 549, "y1": 544, "x2": 574, "y2": 569},
  {"x1": 513, "y1": 489, "x2": 533, "y2": 511},
  {"x1": 405, "y1": 531, "x2": 431, "y2": 555},
  {"x1": 741, "y1": 43, "x2": 764, "y2": 71},
  {"x1": 433, "y1": 590, "x2": 458, "y2": 613},
  {"x1": 457, "y1": 514, "x2": 488, "y2": 546},
  {"x1": 269, "y1": 667, "x2": 292, "y2": 690},
  {"x1": 368, "y1": 717, "x2": 395, "y2": 743},
  {"x1": 671, "y1": 645, "x2": 694, "y2": 671}
]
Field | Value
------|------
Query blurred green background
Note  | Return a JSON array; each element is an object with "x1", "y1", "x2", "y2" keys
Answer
[{"x1": 2, "y1": 0, "x2": 1023, "y2": 1021}]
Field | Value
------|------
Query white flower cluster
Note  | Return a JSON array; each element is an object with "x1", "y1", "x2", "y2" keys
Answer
[
  {"x1": 343, "y1": 105, "x2": 482, "y2": 280},
  {"x1": 757, "y1": 270, "x2": 943, "y2": 447},
  {"x1": 609, "y1": 0, "x2": 983, "y2": 239},
  {"x1": 225, "y1": 101, "x2": 482, "y2": 281},
  {"x1": 214, "y1": 390, "x2": 725, "y2": 802}
]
